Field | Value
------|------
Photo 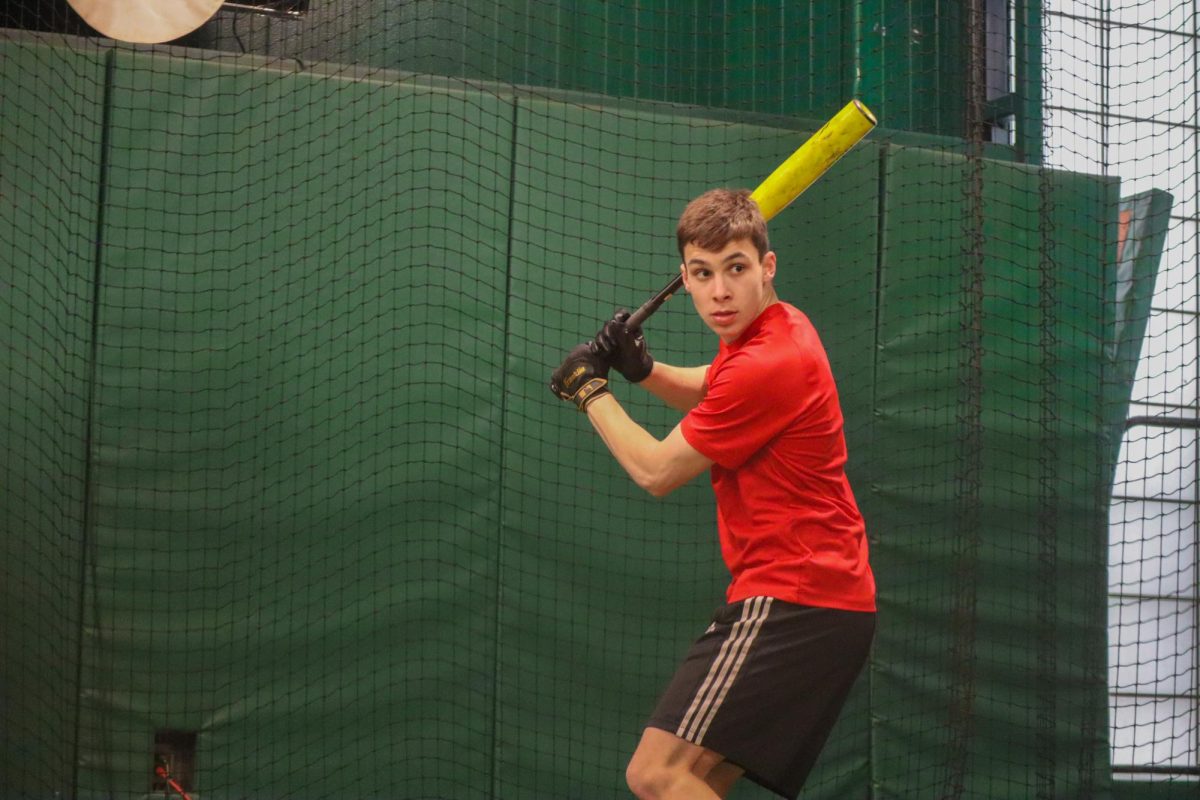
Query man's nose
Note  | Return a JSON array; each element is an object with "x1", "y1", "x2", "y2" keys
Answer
[{"x1": 712, "y1": 275, "x2": 731, "y2": 299}]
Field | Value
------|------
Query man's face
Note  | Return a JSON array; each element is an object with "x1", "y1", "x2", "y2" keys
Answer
[{"x1": 679, "y1": 237, "x2": 777, "y2": 343}]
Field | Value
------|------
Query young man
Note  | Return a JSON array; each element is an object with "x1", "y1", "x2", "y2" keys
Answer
[{"x1": 550, "y1": 188, "x2": 876, "y2": 800}]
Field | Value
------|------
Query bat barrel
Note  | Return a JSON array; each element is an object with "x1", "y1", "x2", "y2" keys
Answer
[{"x1": 750, "y1": 99, "x2": 877, "y2": 222}]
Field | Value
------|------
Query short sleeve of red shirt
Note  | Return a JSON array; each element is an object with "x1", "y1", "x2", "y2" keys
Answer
[{"x1": 681, "y1": 327, "x2": 814, "y2": 469}]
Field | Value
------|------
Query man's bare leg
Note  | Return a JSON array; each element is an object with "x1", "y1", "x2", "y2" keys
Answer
[{"x1": 626, "y1": 728, "x2": 741, "y2": 800}]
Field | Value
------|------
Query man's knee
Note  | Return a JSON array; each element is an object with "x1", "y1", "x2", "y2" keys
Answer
[
  {"x1": 628, "y1": 729, "x2": 720, "y2": 796},
  {"x1": 626, "y1": 730, "x2": 724, "y2": 800},
  {"x1": 626, "y1": 751, "x2": 674, "y2": 799},
  {"x1": 626, "y1": 739, "x2": 702, "y2": 800}
]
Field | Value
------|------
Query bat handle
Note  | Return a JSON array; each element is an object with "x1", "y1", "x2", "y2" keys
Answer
[{"x1": 626, "y1": 274, "x2": 684, "y2": 330}]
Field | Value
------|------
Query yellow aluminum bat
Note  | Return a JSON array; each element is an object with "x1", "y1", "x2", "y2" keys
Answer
[{"x1": 625, "y1": 99, "x2": 878, "y2": 329}]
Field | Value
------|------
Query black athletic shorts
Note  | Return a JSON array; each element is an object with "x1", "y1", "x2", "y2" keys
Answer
[{"x1": 644, "y1": 596, "x2": 876, "y2": 799}]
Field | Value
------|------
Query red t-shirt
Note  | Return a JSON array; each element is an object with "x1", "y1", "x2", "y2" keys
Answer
[{"x1": 680, "y1": 302, "x2": 876, "y2": 612}]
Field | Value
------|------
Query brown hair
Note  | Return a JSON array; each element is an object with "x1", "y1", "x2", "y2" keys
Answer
[{"x1": 676, "y1": 188, "x2": 769, "y2": 260}]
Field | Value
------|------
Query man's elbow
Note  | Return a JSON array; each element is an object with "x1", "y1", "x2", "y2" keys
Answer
[{"x1": 636, "y1": 472, "x2": 680, "y2": 498}]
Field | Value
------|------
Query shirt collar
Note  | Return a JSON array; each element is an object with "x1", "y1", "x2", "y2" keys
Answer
[{"x1": 721, "y1": 301, "x2": 784, "y2": 353}]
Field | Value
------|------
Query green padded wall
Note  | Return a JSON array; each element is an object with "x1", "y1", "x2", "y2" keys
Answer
[
  {"x1": 75, "y1": 51, "x2": 514, "y2": 798},
  {"x1": 871, "y1": 146, "x2": 1117, "y2": 798},
  {"x1": 0, "y1": 38, "x2": 107, "y2": 798},
  {"x1": 499, "y1": 97, "x2": 724, "y2": 799}
]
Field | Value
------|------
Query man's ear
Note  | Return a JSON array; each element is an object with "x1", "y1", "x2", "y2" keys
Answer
[
  {"x1": 679, "y1": 262, "x2": 690, "y2": 292},
  {"x1": 762, "y1": 251, "x2": 777, "y2": 281}
]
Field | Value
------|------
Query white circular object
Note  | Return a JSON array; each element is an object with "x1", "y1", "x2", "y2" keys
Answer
[{"x1": 68, "y1": 0, "x2": 225, "y2": 44}]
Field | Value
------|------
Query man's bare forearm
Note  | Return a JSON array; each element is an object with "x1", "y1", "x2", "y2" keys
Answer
[
  {"x1": 638, "y1": 363, "x2": 709, "y2": 412},
  {"x1": 585, "y1": 393, "x2": 711, "y2": 497}
]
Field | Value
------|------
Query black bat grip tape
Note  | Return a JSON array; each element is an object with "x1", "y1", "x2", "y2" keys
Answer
[{"x1": 626, "y1": 274, "x2": 684, "y2": 330}]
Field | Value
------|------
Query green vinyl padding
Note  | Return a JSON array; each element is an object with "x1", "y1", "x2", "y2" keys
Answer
[
  {"x1": 76, "y1": 50, "x2": 514, "y2": 798},
  {"x1": 0, "y1": 40, "x2": 107, "y2": 798},
  {"x1": 870, "y1": 146, "x2": 1117, "y2": 799}
]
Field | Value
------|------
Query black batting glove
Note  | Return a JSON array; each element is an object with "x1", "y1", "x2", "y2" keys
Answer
[
  {"x1": 594, "y1": 309, "x2": 654, "y2": 383},
  {"x1": 550, "y1": 343, "x2": 612, "y2": 411}
]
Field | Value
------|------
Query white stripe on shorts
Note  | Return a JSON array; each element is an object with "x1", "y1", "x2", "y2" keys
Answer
[{"x1": 676, "y1": 596, "x2": 773, "y2": 743}]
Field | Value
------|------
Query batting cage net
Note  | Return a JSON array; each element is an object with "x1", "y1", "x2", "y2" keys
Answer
[{"x1": 1, "y1": 1, "x2": 1195, "y2": 798}]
